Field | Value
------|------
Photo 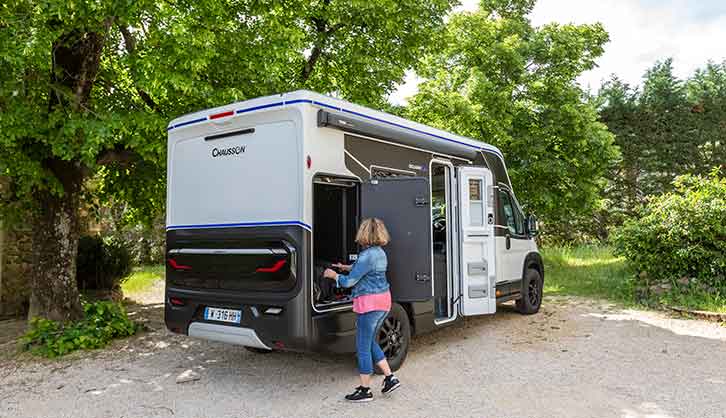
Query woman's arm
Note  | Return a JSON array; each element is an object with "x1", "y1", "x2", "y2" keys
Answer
[
  {"x1": 331, "y1": 262, "x2": 352, "y2": 272},
  {"x1": 325, "y1": 252, "x2": 372, "y2": 289}
]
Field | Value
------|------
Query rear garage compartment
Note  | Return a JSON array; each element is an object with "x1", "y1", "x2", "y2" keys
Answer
[{"x1": 313, "y1": 176, "x2": 359, "y2": 310}]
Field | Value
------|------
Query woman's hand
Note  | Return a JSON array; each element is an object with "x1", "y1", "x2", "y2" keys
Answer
[
  {"x1": 323, "y1": 268, "x2": 338, "y2": 280},
  {"x1": 331, "y1": 262, "x2": 352, "y2": 272}
]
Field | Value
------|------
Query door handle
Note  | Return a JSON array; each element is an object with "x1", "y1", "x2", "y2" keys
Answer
[{"x1": 506, "y1": 234, "x2": 511, "y2": 250}]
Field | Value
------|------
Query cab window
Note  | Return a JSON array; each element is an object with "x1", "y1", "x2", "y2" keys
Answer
[{"x1": 498, "y1": 189, "x2": 525, "y2": 236}]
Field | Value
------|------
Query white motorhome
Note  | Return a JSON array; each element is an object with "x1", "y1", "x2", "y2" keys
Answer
[{"x1": 165, "y1": 90, "x2": 543, "y2": 369}]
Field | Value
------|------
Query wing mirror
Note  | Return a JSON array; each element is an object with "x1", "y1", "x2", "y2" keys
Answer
[{"x1": 526, "y1": 214, "x2": 539, "y2": 237}]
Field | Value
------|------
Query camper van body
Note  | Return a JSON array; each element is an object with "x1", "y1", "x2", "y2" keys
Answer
[{"x1": 165, "y1": 90, "x2": 543, "y2": 367}]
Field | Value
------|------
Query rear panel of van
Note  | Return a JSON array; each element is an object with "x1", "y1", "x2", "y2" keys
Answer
[{"x1": 165, "y1": 109, "x2": 318, "y2": 350}]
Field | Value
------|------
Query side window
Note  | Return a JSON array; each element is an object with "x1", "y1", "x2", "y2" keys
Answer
[
  {"x1": 499, "y1": 188, "x2": 525, "y2": 236},
  {"x1": 468, "y1": 178, "x2": 484, "y2": 226},
  {"x1": 498, "y1": 190, "x2": 516, "y2": 234}
]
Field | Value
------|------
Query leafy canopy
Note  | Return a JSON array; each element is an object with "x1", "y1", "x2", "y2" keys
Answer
[
  {"x1": 0, "y1": 0, "x2": 456, "y2": 225},
  {"x1": 404, "y1": 0, "x2": 618, "y2": 236}
]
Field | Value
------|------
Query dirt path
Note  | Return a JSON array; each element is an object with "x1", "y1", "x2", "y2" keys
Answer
[{"x1": 2, "y1": 295, "x2": 725, "y2": 418}]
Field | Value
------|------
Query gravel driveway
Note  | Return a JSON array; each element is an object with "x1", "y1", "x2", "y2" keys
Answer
[{"x1": 2, "y1": 296, "x2": 725, "y2": 418}]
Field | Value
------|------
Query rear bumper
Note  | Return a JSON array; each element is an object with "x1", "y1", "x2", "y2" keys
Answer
[{"x1": 189, "y1": 322, "x2": 270, "y2": 350}]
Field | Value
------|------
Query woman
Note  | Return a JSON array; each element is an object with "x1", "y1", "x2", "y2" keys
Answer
[{"x1": 323, "y1": 218, "x2": 401, "y2": 402}]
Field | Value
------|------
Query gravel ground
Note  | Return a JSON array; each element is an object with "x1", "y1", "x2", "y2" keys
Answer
[{"x1": 2, "y1": 295, "x2": 725, "y2": 418}]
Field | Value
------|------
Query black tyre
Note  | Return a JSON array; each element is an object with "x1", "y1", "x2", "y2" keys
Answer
[
  {"x1": 516, "y1": 268, "x2": 543, "y2": 315},
  {"x1": 376, "y1": 303, "x2": 411, "y2": 372},
  {"x1": 244, "y1": 346, "x2": 273, "y2": 354}
]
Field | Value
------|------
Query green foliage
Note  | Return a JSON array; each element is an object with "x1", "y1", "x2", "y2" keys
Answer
[
  {"x1": 21, "y1": 301, "x2": 138, "y2": 357},
  {"x1": 404, "y1": 0, "x2": 618, "y2": 239},
  {"x1": 598, "y1": 60, "x2": 726, "y2": 228},
  {"x1": 0, "y1": 0, "x2": 457, "y2": 225},
  {"x1": 76, "y1": 235, "x2": 133, "y2": 290},
  {"x1": 613, "y1": 170, "x2": 726, "y2": 295},
  {"x1": 542, "y1": 245, "x2": 634, "y2": 304}
]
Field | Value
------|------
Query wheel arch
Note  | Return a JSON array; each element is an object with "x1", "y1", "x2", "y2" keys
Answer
[{"x1": 522, "y1": 251, "x2": 544, "y2": 283}]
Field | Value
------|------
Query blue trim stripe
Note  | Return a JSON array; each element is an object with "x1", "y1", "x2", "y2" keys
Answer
[
  {"x1": 166, "y1": 220, "x2": 312, "y2": 231},
  {"x1": 168, "y1": 116, "x2": 207, "y2": 131},
  {"x1": 166, "y1": 98, "x2": 503, "y2": 158}
]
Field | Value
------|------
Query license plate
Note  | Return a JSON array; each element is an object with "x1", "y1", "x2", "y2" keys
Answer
[{"x1": 204, "y1": 307, "x2": 242, "y2": 324}]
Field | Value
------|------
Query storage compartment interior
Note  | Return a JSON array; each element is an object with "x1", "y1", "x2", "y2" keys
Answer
[{"x1": 313, "y1": 177, "x2": 359, "y2": 309}]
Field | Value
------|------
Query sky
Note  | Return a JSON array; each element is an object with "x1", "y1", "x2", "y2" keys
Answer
[{"x1": 389, "y1": 0, "x2": 726, "y2": 104}]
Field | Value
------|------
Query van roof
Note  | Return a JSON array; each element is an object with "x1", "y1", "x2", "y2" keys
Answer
[{"x1": 167, "y1": 90, "x2": 503, "y2": 159}]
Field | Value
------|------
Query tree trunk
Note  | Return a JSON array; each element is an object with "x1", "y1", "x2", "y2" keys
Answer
[
  {"x1": 28, "y1": 163, "x2": 84, "y2": 322},
  {"x1": 28, "y1": 27, "x2": 108, "y2": 322}
]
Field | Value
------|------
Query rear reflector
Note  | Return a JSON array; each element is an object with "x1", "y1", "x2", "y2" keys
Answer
[
  {"x1": 169, "y1": 297, "x2": 186, "y2": 306},
  {"x1": 256, "y1": 260, "x2": 286, "y2": 273},
  {"x1": 168, "y1": 258, "x2": 192, "y2": 270},
  {"x1": 209, "y1": 110, "x2": 234, "y2": 120}
]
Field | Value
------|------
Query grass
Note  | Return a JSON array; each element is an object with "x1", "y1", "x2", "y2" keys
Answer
[
  {"x1": 541, "y1": 245, "x2": 635, "y2": 306},
  {"x1": 121, "y1": 265, "x2": 165, "y2": 296},
  {"x1": 541, "y1": 245, "x2": 726, "y2": 313},
  {"x1": 656, "y1": 289, "x2": 726, "y2": 314}
]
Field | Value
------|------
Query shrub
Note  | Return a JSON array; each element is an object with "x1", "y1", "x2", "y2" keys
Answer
[
  {"x1": 76, "y1": 235, "x2": 133, "y2": 290},
  {"x1": 21, "y1": 301, "x2": 138, "y2": 357},
  {"x1": 613, "y1": 169, "x2": 726, "y2": 296}
]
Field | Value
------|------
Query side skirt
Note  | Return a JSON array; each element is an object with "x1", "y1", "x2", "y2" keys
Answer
[{"x1": 495, "y1": 279, "x2": 523, "y2": 303}]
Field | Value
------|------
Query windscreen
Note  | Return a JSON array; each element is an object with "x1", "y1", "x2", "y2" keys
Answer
[{"x1": 168, "y1": 120, "x2": 301, "y2": 228}]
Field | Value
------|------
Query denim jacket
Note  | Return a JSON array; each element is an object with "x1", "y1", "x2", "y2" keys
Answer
[{"x1": 335, "y1": 246, "x2": 390, "y2": 298}]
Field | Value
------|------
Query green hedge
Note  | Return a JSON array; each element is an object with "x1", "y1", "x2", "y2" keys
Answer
[
  {"x1": 21, "y1": 301, "x2": 138, "y2": 357},
  {"x1": 614, "y1": 170, "x2": 726, "y2": 295}
]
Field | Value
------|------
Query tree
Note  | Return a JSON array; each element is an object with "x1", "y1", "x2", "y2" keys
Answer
[
  {"x1": 0, "y1": 0, "x2": 456, "y2": 321},
  {"x1": 404, "y1": 0, "x2": 618, "y2": 239},
  {"x1": 598, "y1": 59, "x2": 726, "y2": 224}
]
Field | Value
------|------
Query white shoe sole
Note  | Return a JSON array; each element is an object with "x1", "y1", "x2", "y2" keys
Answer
[{"x1": 346, "y1": 397, "x2": 373, "y2": 403}]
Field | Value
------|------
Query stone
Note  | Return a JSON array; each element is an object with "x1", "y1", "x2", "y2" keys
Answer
[
  {"x1": 677, "y1": 277, "x2": 690, "y2": 287},
  {"x1": 175, "y1": 369, "x2": 200, "y2": 384}
]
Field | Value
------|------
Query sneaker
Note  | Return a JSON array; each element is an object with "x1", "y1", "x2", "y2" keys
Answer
[
  {"x1": 345, "y1": 386, "x2": 373, "y2": 402},
  {"x1": 381, "y1": 375, "x2": 401, "y2": 394}
]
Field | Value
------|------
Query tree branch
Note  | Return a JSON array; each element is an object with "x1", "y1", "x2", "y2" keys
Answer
[
  {"x1": 300, "y1": 2, "x2": 342, "y2": 83},
  {"x1": 119, "y1": 25, "x2": 162, "y2": 113},
  {"x1": 96, "y1": 147, "x2": 137, "y2": 166}
]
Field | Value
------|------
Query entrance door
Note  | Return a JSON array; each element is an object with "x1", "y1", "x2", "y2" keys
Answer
[
  {"x1": 456, "y1": 167, "x2": 496, "y2": 316},
  {"x1": 361, "y1": 177, "x2": 432, "y2": 302}
]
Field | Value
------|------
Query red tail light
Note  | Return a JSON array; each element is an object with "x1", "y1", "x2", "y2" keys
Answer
[
  {"x1": 169, "y1": 297, "x2": 186, "y2": 306},
  {"x1": 168, "y1": 258, "x2": 192, "y2": 270},
  {"x1": 256, "y1": 259, "x2": 286, "y2": 273},
  {"x1": 209, "y1": 110, "x2": 234, "y2": 120}
]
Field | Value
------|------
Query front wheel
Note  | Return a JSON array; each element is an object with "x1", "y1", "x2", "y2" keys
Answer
[
  {"x1": 516, "y1": 268, "x2": 543, "y2": 315},
  {"x1": 376, "y1": 303, "x2": 411, "y2": 372}
]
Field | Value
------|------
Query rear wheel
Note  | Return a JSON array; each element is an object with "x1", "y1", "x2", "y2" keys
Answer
[
  {"x1": 376, "y1": 303, "x2": 411, "y2": 372},
  {"x1": 516, "y1": 268, "x2": 543, "y2": 315}
]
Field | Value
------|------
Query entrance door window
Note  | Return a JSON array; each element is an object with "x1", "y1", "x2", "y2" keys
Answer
[{"x1": 468, "y1": 179, "x2": 484, "y2": 226}]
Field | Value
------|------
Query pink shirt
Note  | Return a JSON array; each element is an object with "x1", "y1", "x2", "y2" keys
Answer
[{"x1": 353, "y1": 290, "x2": 392, "y2": 314}]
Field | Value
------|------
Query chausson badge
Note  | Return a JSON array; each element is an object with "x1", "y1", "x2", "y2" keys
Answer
[{"x1": 212, "y1": 145, "x2": 246, "y2": 158}]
